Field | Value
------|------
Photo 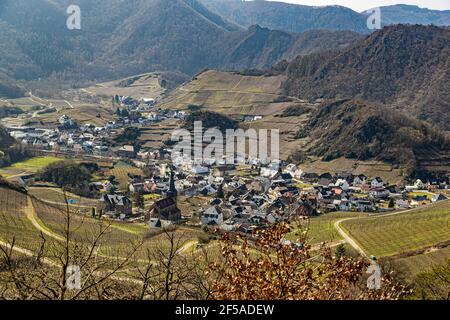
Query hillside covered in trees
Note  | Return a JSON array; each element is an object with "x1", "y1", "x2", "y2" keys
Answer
[
  {"x1": 283, "y1": 25, "x2": 450, "y2": 130},
  {"x1": 298, "y1": 99, "x2": 450, "y2": 176},
  {"x1": 0, "y1": 125, "x2": 30, "y2": 167},
  {"x1": 201, "y1": 0, "x2": 371, "y2": 33},
  {"x1": 0, "y1": 0, "x2": 362, "y2": 91}
]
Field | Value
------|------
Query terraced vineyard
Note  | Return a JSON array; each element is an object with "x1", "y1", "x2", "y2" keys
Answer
[
  {"x1": 28, "y1": 187, "x2": 100, "y2": 207},
  {"x1": 286, "y1": 212, "x2": 366, "y2": 245},
  {"x1": 0, "y1": 187, "x2": 48, "y2": 251},
  {"x1": 342, "y1": 201, "x2": 450, "y2": 258},
  {"x1": 30, "y1": 197, "x2": 152, "y2": 257},
  {"x1": 0, "y1": 186, "x2": 208, "y2": 264},
  {"x1": 159, "y1": 70, "x2": 286, "y2": 115},
  {"x1": 31, "y1": 197, "x2": 205, "y2": 261},
  {"x1": 139, "y1": 118, "x2": 180, "y2": 150}
]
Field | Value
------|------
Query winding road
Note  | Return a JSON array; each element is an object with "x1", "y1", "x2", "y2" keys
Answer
[{"x1": 333, "y1": 203, "x2": 442, "y2": 263}]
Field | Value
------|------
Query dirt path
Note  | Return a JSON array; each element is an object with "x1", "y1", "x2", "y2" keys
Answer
[
  {"x1": 24, "y1": 197, "x2": 65, "y2": 242},
  {"x1": 28, "y1": 187, "x2": 98, "y2": 208},
  {"x1": 310, "y1": 239, "x2": 346, "y2": 251},
  {"x1": 334, "y1": 218, "x2": 371, "y2": 261},
  {"x1": 333, "y1": 202, "x2": 443, "y2": 262},
  {"x1": 0, "y1": 238, "x2": 142, "y2": 286},
  {"x1": 38, "y1": 198, "x2": 94, "y2": 209},
  {"x1": 177, "y1": 240, "x2": 199, "y2": 254},
  {"x1": 64, "y1": 100, "x2": 74, "y2": 109},
  {"x1": 0, "y1": 240, "x2": 59, "y2": 267},
  {"x1": 28, "y1": 191, "x2": 145, "y2": 236},
  {"x1": 4, "y1": 171, "x2": 28, "y2": 181}
]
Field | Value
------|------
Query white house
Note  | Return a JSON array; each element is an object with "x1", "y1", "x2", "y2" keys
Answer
[
  {"x1": 432, "y1": 194, "x2": 448, "y2": 203},
  {"x1": 58, "y1": 115, "x2": 74, "y2": 126},
  {"x1": 371, "y1": 177, "x2": 384, "y2": 189},
  {"x1": 243, "y1": 115, "x2": 263, "y2": 122},
  {"x1": 414, "y1": 179, "x2": 425, "y2": 190},
  {"x1": 353, "y1": 175, "x2": 368, "y2": 187},
  {"x1": 355, "y1": 200, "x2": 375, "y2": 212},
  {"x1": 396, "y1": 199, "x2": 410, "y2": 209},
  {"x1": 285, "y1": 164, "x2": 303, "y2": 179},
  {"x1": 335, "y1": 179, "x2": 350, "y2": 191},
  {"x1": 261, "y1": 167, "x2": 278, "y2": 178},
  {"x1": 201, "y1": 206, "x2": 224, "y2": 225},
  {"x1": 405, "y1": 179, "x2": 425, "y2": 192}
]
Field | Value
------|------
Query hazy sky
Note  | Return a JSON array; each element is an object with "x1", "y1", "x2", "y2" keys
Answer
[{"x1": 269, "y1": 1, "x2": 450, "y2": 12}]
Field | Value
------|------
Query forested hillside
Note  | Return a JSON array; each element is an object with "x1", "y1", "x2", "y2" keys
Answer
[
  {"x1": 201, "y1": 0, "x2": 371, "y2": 33},
  {"x1": 0, "y1": 0, "x2": 362, "y2": 90},
  {"x1": 298, "y1": 99, "x2": 450, "y2": 175},
  {"x1": 284, "y1": 25, "x2": 450, "y2": 130}
]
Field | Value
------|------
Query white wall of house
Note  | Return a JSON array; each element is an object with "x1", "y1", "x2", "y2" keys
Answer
[{"x1": 201, "y1": 207, "x2": 223, "y2": 225}]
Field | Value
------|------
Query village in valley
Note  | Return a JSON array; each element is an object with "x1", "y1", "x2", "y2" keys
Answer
[
  {"x1": 1, "y1": 82, "x2": 449, "y2": 241},
  {"x1": 2, "y1": 0, "x2": 450, "y2": 303},
  {"x1": 0, "y1": 66, "x2": 449, "y2": 303}
]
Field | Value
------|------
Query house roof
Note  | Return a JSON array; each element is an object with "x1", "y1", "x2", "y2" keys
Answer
[
  {"x1": 153, "y1": 197, "x2": 177, "y2": 210},
  {"x1": 103, "y1": 194, "x2": 130, "y2": 206}
]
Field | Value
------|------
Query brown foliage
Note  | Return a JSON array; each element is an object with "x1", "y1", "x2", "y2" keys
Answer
[{"x1": 208, "y1": 222, "x2": 408, "y2": 300}]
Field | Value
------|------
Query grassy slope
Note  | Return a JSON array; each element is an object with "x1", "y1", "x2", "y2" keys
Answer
[
  {"x1": 393, "y1": 246, "x2": 450, "y2": 277},
  {"x1": 286, "y1": 212, "x2": 366, "y2": 245},
  {"x1": 0, "y1": 186, "x2": 207, "y2": 263},
  {"x1": 342, "y1": 201, "x2": 450, "y2": 258},
  {"x1": 0, "y1": 156, "x2": 62, "y2": 177},
  {"x1": 0, "y1": 187, "x2": 45, "y2": 251}
]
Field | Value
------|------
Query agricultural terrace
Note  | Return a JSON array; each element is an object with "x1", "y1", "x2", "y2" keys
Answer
[
  {"x1": 341, "y1": 201, "x2": 450, "y2": 258},
  {"x1": 0, "y1": 187, "x2": 52, "y2": 251},
  {"x1": 0, "y1": 186, "x2": 207, "y2": 264},
  {"x1": 28, "y1": 187, "x2": 100, "y2": 207}
]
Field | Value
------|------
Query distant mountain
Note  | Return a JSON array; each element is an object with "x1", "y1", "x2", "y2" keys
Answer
[
  {"x1": 0, "y1": 0, "x2": 94, "y2": 81},
  {"x1": 201, "y1": 0, "x2": 370, "y2": 33},
  {"x1": 299, "y1": 99, "x2": 450, "y2": 176},
  {"x1": 281, "y1": 29, "x2": 364, "y2": 61},
  {"x1": 222, "y1": 25, "x2": 362, "y2": 70},
  {"x1": 0, "y1": 0, "x2": 362, "y2": 87},
  {"x1": 363, "y1": 5, "x2": 450, "y2": 26},
  {"x1": 283, "y1": 25, "x2": 450, "y2": 130}
]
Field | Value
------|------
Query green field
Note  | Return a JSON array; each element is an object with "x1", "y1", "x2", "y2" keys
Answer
[
  {"x1": 342, "y1": 201, "x2": 450, "y2": 258},
  {"x1": 408, "y1": 191, "x2": 436, "y2": 200},
  {"x1": 0, "y1": 156, "x2": 62, "y2": 177},
  {"x1": 286, "y1": 212, "x2": 366, "y2": 245}
]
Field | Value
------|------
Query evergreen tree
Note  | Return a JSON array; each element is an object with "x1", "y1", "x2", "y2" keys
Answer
[
  {"x1": 335, "y1": 244, "x2": 346, "y2": 259},
  {"x1": 388, "y1": 198, "x2": 395, "y2": 208}
]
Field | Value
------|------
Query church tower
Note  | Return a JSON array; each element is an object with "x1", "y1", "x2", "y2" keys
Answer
[{"x1": 167, "y1": 170, "x2": 177, "y2": 198}]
